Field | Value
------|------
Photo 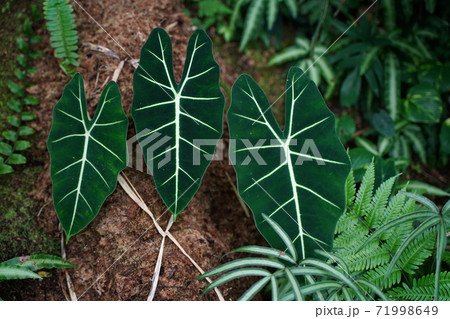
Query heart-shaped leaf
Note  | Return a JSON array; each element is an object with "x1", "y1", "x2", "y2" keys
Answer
[
  {"x1": 48, "y1": 73, "x2": 128, "y2": 241},
  {"x1": 228, "y1": 67, "x2": 350, "y2": 260},
  {"x1": 131, "y1": 28, "x2": 224, "y2": 218}
]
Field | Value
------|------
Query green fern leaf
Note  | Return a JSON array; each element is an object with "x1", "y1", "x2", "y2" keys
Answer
[
  {"x1": 346, "y1": 244, "x2": 391, "y2": 272},
  {"x1": 366, "y1": 176, "x2": 396, "y2": 228},
  {"x1": 44, "y1": 0, "x2": 79, "y2": 74},
  {"x1": 354, "y1": 162, "x2": 375, "y2": 216},
  {"x1": 335, "y1": 209, "x2": 359, "y2": 234},
  {"x1": 345, "y1": 170, "x2": 356, "y2": 207},
  {"x1": 444, "y1": 252, "x2": 450, "y2": 265},
  {"x1": 397, "y1": 228, "x2": 436, "y2": 275},
  {"x1": 363, "y1": 263, "x2": 401, "y2": 289},
  {"x1": 379, "y1": 193, "x2": 407, "y2": 240},
  {"x1": 388, "y1": 272, "x2": 450, "y2": 301},
  {"x1": 334, "y1": 223, "x2": 368, "y2": 248}
]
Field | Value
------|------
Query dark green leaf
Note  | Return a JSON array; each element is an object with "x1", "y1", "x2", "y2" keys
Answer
[
  {"x1": 14, "y1": 140, "x2": 31, "y2": 151},
  {"x1": 18, "y1": 126, "x2": 34, "y2": 136},
  {"x1": 228, "y1": 67, "x2": 350, "y2": 260},
  {"x1": 198, "y1": 257, "x2": 284, "y2": 279},
  {"x1": 26, "y1": 67, "x2": 37, "y2": 74},
  {"x1": 21, "y1": 112, "x2": 36, "y2": 121},
  {"x1": 0, "y1": 164, "x2": 14, "y2": 174},
  {"x1": 24, "y1": 96, "x2": 40, "y2": 105},
  {"x1": 349, "y1": 148, "x2": 374, "y2": 182},
  {"x1": 7, "y1": 81, "x2": 24, "y2": 97},
  {"x1": 14, "y1": 69, "x2": 26, "y2": 81},
  {"x1": 7, "y1": 154, "x2": 26, "y2": 165},
  {"x1": 2, "y1": 130, "x2": 17, "y2": 142},
  {"x1": 16, "y1": 54, "x2": 27, "y2": 67},
  {"x1": 240, "y1": 0, "x2": 265, "y2": 50},
  {"x1": 48, "y1": 73, "x2": 128, "y2": 241},
  {"x1": 7, "y1": 116, "x2": 20, "y2": 127},
  {"x1": 425, "y1": 0, "x2": 436, "y2": 13},
  {"x1": 340, "y1": 68, "x2": 361, "y2": 107},
  {"x1": 30, "y1": 35, "x2": 42, "y2": 45},
  {"x1": 372, "y1": 110, "x2": 394, "y2": 138},
  {"x1": 397, "y1": 181, "x2": 450, "y2": 197},
  {"x1": 336, "y1": 114, "x2": 355, "y2": 144},
  {"x1": 202, "y1": 268, "x2": 271, "y2": 295},
  {"x1": 404, "y1": 84, "x2": 443, "y2": 124},
  {"x1": 400, "y1": 191, "x2": 439, "y2": 213},
  {"x1": 131, "y1": 28, "x2": 224, "y2": 219},
  {"x1": 16, "y1": 37, "x2": 29, "y2": 53},
  {"x1": 238, "y1": 276, "x2": 271, "y2": 301},
  {"x1": 0, "y1": 254, "x2": 76, "y2": 271},
  {"x1": 227, "y1": 245, "x2": 296, "y2": 264},
  {"x1": 7, "y1": 99, "x2": 22, "y2": 112},
  {"x1": 22, "y1": 17, "x2": 32, "y2": 36},
  {"x1": 384, "y1": 53, "x2": 400, "y2": 121},
  {"x1": 360, "y1": 46, "x2": 380, "y2": 75},
  {"x1": 0, "y1": 265, "x2": 41, "y2": 280},
  {"x1": 355, "y1": 137, "x2": 378, "y2": 156},
  {"x1": 439, "y1": 118, "x2": 450, "y2": 154},
  {"x1": 0, "y1": 142, "x2": 13, "y2": 156}
]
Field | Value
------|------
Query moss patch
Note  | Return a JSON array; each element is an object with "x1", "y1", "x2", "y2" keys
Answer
[{"x1": 0, "y1": 165, "x2": 59, "y2": 262}]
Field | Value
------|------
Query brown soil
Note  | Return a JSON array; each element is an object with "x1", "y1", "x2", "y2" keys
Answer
[{"x1": 4, "y1": 0, "x2": 268, "y2": 300}]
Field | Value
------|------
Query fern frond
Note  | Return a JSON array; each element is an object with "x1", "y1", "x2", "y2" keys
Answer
[
  {"x1": 44, "y1": 0, "x2": 79, "y2": 74},
  {"x1": 345, "y1": 170, "x2": 356, "y2": 207},
  {"x1": 366, "y1": 176, "x2": 396, "y2": 228},
  {"x1": 354, "y1": 163, "x2": 375, "y2": 216},
  {"x1": 363, "y1": 263, "x2": 401, "y2": 289},
  {"x1": 397, "y1": 227, "x2": 436, "y2": 275},
  {"x1": 387, "y1": 272, "x2": 450, "y2": 301},
  {"x1": 346, "y1": 244, "x2": 391, "y2": 272},
  {"x1": 383, "y1": 220, "x2": 413, "y2": 252},
  {"x1": 379, "y1": 193, "x2": 407, "y2": 240},
  {"x1": 334, "y1": 222, "x2": 368, "y2": 248},
  {"x1": 443, "y1": 252, "x2": 450, "y2": 265},
  {"x1": 335, "y1": 210, "x2": 359, "y2": 234}
]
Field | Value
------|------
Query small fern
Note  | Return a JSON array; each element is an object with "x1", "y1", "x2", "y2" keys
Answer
[
  {"x1": 335, "y1": 165, "x2": 422, "y2": 284},
  {"x1": 44, "y1": 0, "x2": 79, "y2": 75},
  {"x1": 336, "y1": 164, "x2": 450, "y2": 300},
  {"x1": 388, "y1": 272, "x2": 450, "y2": 301},
  {"x1": 200, "y1": 164, "x2": 448, "y2": 300}
]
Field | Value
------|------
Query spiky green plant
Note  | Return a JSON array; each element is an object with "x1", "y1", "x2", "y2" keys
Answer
[
  {"x1": 43, "y1": 0, "x2": 79, "y2": 75},
  {"x1": 198, "y1": 214, "x2": 387, "y2": 301}
]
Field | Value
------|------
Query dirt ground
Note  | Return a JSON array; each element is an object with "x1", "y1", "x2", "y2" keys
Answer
[{"x1": 2, "y1": 0, "x2": 269, "y2": 301}]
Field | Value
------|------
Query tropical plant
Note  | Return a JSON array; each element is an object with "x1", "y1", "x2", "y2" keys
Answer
[
  {"x1": 358, "y1": 187, "x2": 450, "y2": 300},
  {"x1": 268, "y1": 37, "x2": 336, "y2": 99},
  {"x1": 228, "y1": 66, "x2": 350, "y2": 259},
  {"x1": 186, "y1": 0, "x2": 233, "y2": 31},
  {"x1": 47, "y1": 74, "x2": 128, "y2": 241},
  {"x1": 205, "y1": 0, "x2": 298, "y2": 50},
  {"x1": 199, "y1": 214, "x2": 387, "y2": 301},
  {"x1": 329, "y1": 1, "x2": 449, "y2": 168},
  {"x1": 200, "y1": 164, "x2": 450, "y2": 300},
  {"x1": 0, "y1": 17, "x2": 40, "y2": 175},
  {"x1": 48, "y1": 28, "x2": 224, "y2": 240},
  {"x1": 43, "y1": 0, "x2": 79, "y2": 76},
  {"x1": 131, "y1": 28, "x2": 224, "y2": 219},
  {"x1": 0, "y1": 254, "x2": 76, "y2": 300}
]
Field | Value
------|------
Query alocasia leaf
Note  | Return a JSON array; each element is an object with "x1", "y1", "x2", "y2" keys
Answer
[
  {"x1": 48, "y1": 73, "x2": 128, "y2": 241},
  {"x1": 228, "y1": 67, "x2": 350, "y2": 260},
  {"x1": 131, "y1": 28, "x2": 224, "y2": 219}
]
